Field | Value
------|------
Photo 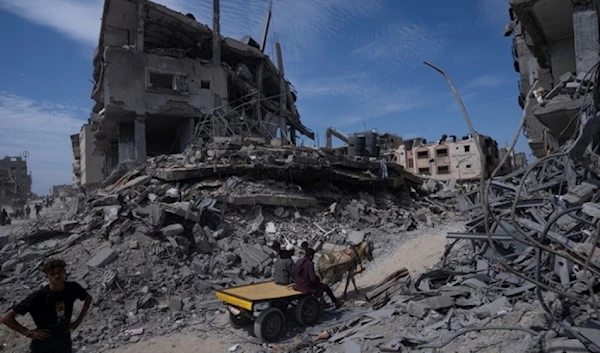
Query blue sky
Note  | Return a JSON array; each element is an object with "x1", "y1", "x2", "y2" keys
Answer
[{"x1": 0, "y1": 0, "x2": 524, "y2": 195}]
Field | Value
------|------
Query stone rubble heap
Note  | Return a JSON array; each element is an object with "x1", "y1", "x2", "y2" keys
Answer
[
  {"x1": 0, "y1": 141, "x2": 452, "y2": 352},
  {"x1": 286, "y1": 157, "x2": 600, "y2": 352}
]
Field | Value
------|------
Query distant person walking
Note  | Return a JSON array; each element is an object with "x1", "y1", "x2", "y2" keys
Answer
[
  {"x1": 34, "y1": 204, "x2": 42, "y2": 220},
  {"x1": 25, "y1": 205, "x2": 31, "y2": 219},
  {"x1": 0, "y1": 208, "x2": 7, "y2": 226}
]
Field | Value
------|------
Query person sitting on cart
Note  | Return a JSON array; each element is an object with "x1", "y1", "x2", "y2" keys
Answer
[
  {"x1": 273, "y1": 243, "x2": 295, "y2": 285},
  {"x1": 293, "y1": 248, "x2": 342, "y2": 309}
]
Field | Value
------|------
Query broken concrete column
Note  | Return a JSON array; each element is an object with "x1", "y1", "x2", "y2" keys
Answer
[
  {"x1": 136, "y1": 1, "x2": 145, "y2": 51},
  {"x1": 212, "y1": 0, "x2": 221, "y2": 65},
  {"x1": 134, "y1": 115, "x2": 147, "y2": 163},
  {"x1": 573, "y1": 0, "x2": 600, "y2": 75}
]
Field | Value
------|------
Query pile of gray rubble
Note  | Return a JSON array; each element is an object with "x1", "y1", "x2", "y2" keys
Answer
[{"x1": 0, "y1": 140, "x2": 452, "y2": 352}]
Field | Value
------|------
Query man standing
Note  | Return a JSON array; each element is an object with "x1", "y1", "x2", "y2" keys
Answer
[
  {"x1": 1, "y1": 258, "x2": 93, "y2": 353},
  {"x1": 25, "y1": 205, "x2": 31, "y2": 219},
  {"x1": 293, "y1": 248, "x2": 342, "y2": 308},
  {"x1": 273, "y1": 244, "x2": 295, "y2": 285}
]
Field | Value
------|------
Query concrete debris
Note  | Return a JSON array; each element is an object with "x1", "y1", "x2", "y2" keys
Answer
[
  {"x1": 0, "y1": 137, "x2": 452, "y2": 353},
  {"x1": 86, "y1": 248, "x2": 117, "y2": 268}
]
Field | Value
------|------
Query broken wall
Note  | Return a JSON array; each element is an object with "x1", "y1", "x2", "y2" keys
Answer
[
  {"x1": 80, "y1": 124, "x2": 105, "y2": 186},
  {"x1": 102, "y1": 47, "x2": 228, "y2": 116}
]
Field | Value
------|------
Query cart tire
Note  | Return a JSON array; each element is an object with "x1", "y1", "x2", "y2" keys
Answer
[
  {"x1": 229, "y1": 311, "x2": 252, "y2": 329},
  {"x1": 254, "y1": 307, "x2": 285, "y2": 342},
  {"x1": 295, "y1": 296, "x2": 320, "y2": 326}
]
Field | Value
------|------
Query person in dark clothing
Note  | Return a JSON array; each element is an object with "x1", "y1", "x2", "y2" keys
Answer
[
  {"x1": 34, "y1": 204, "x2": 41, "y2": 219},
  {"x1": 0, "y1": 208, "x2": 7, "y2": 226},
  {"x1": 299, "y1": 241, "x2": 309, "y2": 256},
  {"x1": 25, "y1": 205, "x2": 31, "y2": 219},
  {"x1": 1, "y1": 258, "x2": 93, "y2": 353},
  {"x1": 273, "y1": 244, "x2": 295, "y2": 285},
  {"x1": 271, "y1": 241, "x2": 281, "y2": 254},
  {"x1": 293, "y1": 248, "x2": 342, "y2": 308}
]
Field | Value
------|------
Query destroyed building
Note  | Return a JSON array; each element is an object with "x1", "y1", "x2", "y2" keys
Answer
[
  {"x1": 79, "y1": 124, "x2": 105, "y2": 187},
  {"x1": 0, "y1": 156, "x2": 32, "y2": 205},
  {"x1": 88, "y1": 0, "x2": 314, "y2": 177},
  {"x1": 50, "y1": 184, "x2": 74, "y2": 198},
  {"x1": 498, "y1": 146, "x2": 528, "y2": 174},
  {"x1": 391, "y1": 134, "x2": 501, "y2": 181},
  {"x1": 506, "y1": 0, "x2": 600, "y2": 157},
  {"x1": 70, "y1": 133, "x2": 81, "y2": 188},
  {"x1": 324, "y1": 128, "x2": 403, "y2": 159}
]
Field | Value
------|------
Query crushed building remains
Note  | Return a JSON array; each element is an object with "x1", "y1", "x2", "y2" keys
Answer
[
  {"x1": 0, "y1": 155, "x2": 31, "y2": 205},
  {"x1": 506, "y1": 0, "x2": 600, "y2": 157},
  {"x1": 88, "y1": 0, "x2": 313, "y2": 179},
  {"x1": 12, "y1": 0, "x2": 600, "y2": 351},
  {"x1": 392, "y1": 134, "x2": 503, "y2": 181}
]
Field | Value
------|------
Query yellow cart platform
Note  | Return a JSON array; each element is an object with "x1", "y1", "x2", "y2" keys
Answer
[{"x1": 215, "y1": 281, "x2": 321, "y2": 342}]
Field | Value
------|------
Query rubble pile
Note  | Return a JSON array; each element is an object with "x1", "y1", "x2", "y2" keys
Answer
[
  {"x1": 0, "y1": 141, "x2": 454, "y2": 352},
  {"x1": 265, "y1": 158, "x2": 600, "y2": 351}
]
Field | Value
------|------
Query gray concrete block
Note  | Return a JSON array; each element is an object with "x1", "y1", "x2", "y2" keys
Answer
[
  {"x1": 407, "y1": 301, "x2": 428, "y2": 319},
  {"x1": 160, "y1": 224, "x2": 184, "y2": 237},
  {"x1": 169, "y1": 296, "x2": 183, "y2": 311},
  {"x1": 87, "y1": 248, "x2": 117, "y2": 268},
  {"x1": 343, "y1": 339, "x2": 361, "y2": 353},
  {"x1": 1, "y1": 259, "x2": 17, "y2": 273},
  {"x1": 421, "y1": 295, "x2": 454, "y2": 310}
]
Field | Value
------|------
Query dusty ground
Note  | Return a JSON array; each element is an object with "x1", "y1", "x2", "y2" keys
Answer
[
  {"x1": 1, "y1": 222, "x2": 462, "y2": 353},
  {"x1": 335, "y1": 222, "x2": 464, "y2": 297},
  {"x1": 104, "y1": 334, "x2": 231, "y2": 353}
]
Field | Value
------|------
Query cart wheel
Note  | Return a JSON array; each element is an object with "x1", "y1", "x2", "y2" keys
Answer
[
  {"x1": 229, "y1": 311, "x2": 252, "y2": 329},
  {"x1": 254, "y1": 307, "x2": 285, "y2": 342},
  {"x1": 295, "y1": 296, "x2": 320, "y2": 326}
]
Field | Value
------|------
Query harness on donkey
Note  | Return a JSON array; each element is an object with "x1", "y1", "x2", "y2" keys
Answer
[{"x1": 316, "y1": 241, "x2": 373, "y2": 299}]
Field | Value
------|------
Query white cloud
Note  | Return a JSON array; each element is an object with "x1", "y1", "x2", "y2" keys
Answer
[
  {"x1": 0, "y1": 0, "x2": 102, "y2": 45},
  {"x1": 467, "y1": 74, "x2": 511, "y2": 88},
  {"x1": 325, "y1": 87, "x2": 439, "y2": 127},
  {"x1": 293, "y1": 72, "x2": 386, "y2": 100},
  {"x1": 0, "y1": 0, "x2": 382, "y2": 63},
  {"x1": 350, "y1": 23, "x2": 448, "y2": 67},
  {"x1": 0, "y1": 93, "x2": 84, "y2": 195}
]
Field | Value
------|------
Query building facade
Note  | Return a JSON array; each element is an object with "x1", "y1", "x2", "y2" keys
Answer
[
  {"x1": 498, "y1": 147, "x2": 528, "y2": 174},
  {"x1": 0, "y1": 156, "x2": 32, "y2": 205},
  {"x1": 71, "y1": 133, "x2": 81, "y2": 188},
  {"x1": 50, "y1": 184, "x2": 74, "y2": 198},
  {"x1": 506, "y1": 0, "x2": 600, "y2": 157},
  {"x1": 89, "y1": 0, "x2": 313, "y2": 177},
  {"x1": 392, "y1": 135, "x2": 501, "y2": 181},
  {"x1": 79, "y1": 124, "x2": 105, "y2": 186}
]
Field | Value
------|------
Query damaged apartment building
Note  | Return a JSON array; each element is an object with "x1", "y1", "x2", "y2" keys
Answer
[
  {"x1": 71, "y1": 124, "x2": 105, "y2": 189},
  {"x1": 392, "y1": 134, "x2": 502, "y2": 181},
  {"x1": 88, "y1": 0, "x2": 314, "y2": 177},
  {"x1": 506, "y1": 0, "x2": 600, "y2": 157},
  {"x1": 0, "y1": 156, "x2": 31, "y2": 205}
]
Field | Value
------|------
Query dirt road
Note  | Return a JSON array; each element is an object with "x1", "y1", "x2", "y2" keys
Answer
[{"x1": 335, "y1": 222, "x2": 464, "y2": 297}]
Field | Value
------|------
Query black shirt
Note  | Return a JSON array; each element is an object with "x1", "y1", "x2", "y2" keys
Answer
[{"x1": 13, "y1": 282, "x2": 89, "y2": 353}]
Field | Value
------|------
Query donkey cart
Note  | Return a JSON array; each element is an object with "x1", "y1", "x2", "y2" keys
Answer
[{"x1": 215, "y1": 281, "x2": 322, "y2": 342}]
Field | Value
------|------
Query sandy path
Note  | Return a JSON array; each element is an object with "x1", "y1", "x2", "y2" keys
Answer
[
  {"x1": 105, "y1": 334, "x2": 230, "y2": 353},
  {"x1": 337, "y1": 222, "x2": 464, "y2": 295}
]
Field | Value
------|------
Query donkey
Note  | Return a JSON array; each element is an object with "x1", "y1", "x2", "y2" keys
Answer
[{"x1": 316, "y1": 241, "x2": 374, "y2": 299}]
